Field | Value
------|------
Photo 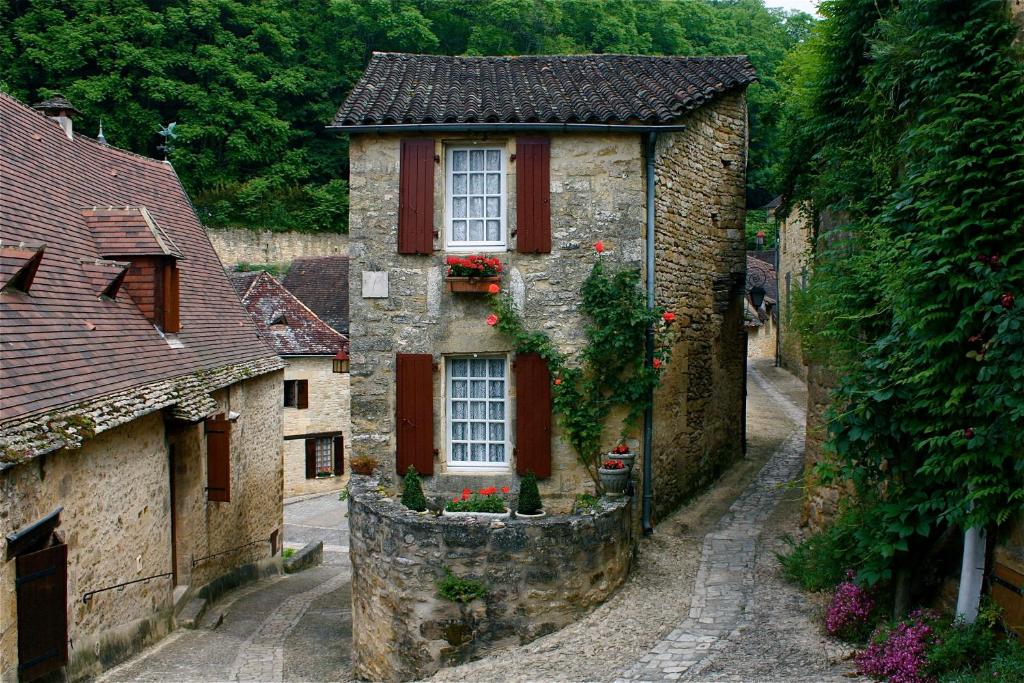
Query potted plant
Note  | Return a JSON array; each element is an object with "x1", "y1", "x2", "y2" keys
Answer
[
  {"x1": 443, "y1": 486, "x2": 511, "y2": 519},
  {"x1": 445, "y1": 255, "x2": 502, "y2": 293},
  {"x1": 598, "y1": 459, "x2": 630, "y2": 498},
  {"x1": 516, "y1": 472, "x2": 544, "y2": 518},
  {"x1": 607, "y1": 444, "x2": 635, "y2": 473},
  {"x1": 316, "y1": 466, "x2": 333, "y2": 478},
  {"x1": 350, "y1": 456, "x2": 377, "y2": 475},
  {"x1": 401, "y1": 466, "x2": 428, "y2": 512}
]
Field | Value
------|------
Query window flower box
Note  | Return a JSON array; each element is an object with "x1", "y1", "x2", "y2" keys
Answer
[
  {"x1": 445, "y1": 255, "x2": 502, "y2": 294},
  {"x1": 446, "y1": 276, "x2": 501, "y2": 294},
  {"x1": 443, "y1": 486, "x2": 510, "y2": 518},
  {"x1": 442, "y1": 508, "x2": 511, "y2": 520}
]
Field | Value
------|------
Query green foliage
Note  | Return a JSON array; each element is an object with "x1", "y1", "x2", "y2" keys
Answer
[
  {"x1": 234, "y1": 262, "x2": 286, "y2": 276},
  {"x1": 282, "y1": 548, "x2": 295, "y2": 559},
  {"x1": 937, "y1": 638, "x2": 1024, "y2": 683},
  {"x1": 779, "y1": 0, "x2": 1024, "y2": 585},
  {"x1": 401, "y1": 466, "x2": 428, "y2": 512},
  {"x1": 778, "y1": 506, "x2": 866, "y2": 592},
  {"x1": 926, "y1": 606, "x2": 1001, "y2": 680},
  {"x1": 488, "y1": 254, "x2": 676, "y2": 489},
  {"x1": 573, "y1": 493, "x2": 601, "y2": 514},
  {"x1": 744, "y1": 208, "x2": 775, "y2": 250},
  {"x1": 517, "y1": 472, "x2": 543, "y2": 515},
  {"x1": 1, "y1": 1, "x2": 814, "y2": 230},
  {"x1": 437, "y1": 568, "x2": 487, "y2": 603}
]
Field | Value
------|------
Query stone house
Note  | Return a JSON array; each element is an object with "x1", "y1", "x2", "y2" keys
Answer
[
  {"x1": 775, "y1": 204, "x2": 811, "y2": 380},
  {"x1": 230, "y1": 270, "x2": 351, "y2": 498},
  {"x1": 0, "y1": 93, "x2": 284, "y2": 682},
  {"x1": 745, "y1": 253, "x2": 778, "y2": 361},
  {"x1": 283, "y1": 255, "x2": 350, "y2": 335},
  {"x1": 331, "y1": 52, "x2": 756, "y2": 519}
]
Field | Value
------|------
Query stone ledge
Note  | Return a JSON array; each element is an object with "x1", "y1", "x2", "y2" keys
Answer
[
  {"x1": 284, "y1": 540, "x2": 324, "y2": 574},
  {"x1": 347, "y1": 473, "x2": 632, "y2": 682}
]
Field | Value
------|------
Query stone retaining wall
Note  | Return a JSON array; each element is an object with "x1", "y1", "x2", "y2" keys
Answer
[
  {"x1": 347, "y1": 475, "x2": 632, "y2": 682},
  {"x1": 206, "y1": 228, "x2": 348, "y2": 267}
]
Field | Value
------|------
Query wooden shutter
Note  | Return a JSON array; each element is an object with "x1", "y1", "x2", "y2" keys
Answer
[
  {"x1": 206, "y1": 415, "x2": 231, "y2": 502},
  {"x1": 516, "y1": 137, "x2": 551, "y2": 253},
  {"x1": 305, "y1": 439, "x2": 316, "y2": 479},
  {"x1": 398, "y1": 138, "x2": 435, "y2": 254},
  {"x1": 16, "y1": 538, "x2": 68, "y2": 682},
  {"x1": 515, "y1": 353, "x2": 552, "y2": 478},
  {"x1": 396, "y1": 353, "x2": 434, "y2": 475},
  {"x1": 297, "y1": 380, "x2": 309, "y2": 410},
  {"x1": 162, "y1": 262, "x2": 180, "y2": 333},
  {"x1": 333, "y1": 435, "x2": 344, "y2": 475}
]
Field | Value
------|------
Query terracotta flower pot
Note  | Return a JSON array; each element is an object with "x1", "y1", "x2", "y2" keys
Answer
[{"x1": 446, "y1": 276, "x2": 500, "y2": 294}]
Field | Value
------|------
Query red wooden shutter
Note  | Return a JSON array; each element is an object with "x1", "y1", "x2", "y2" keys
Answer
[
  {"x1": 305, "y1": 439, "x2": 316, "y2": 479},
  {"x1": 396, "y1": 353, "x2": 434, "y2": 475},
  {"x1": 162, "y1": 262, "x2": 180, "y2": 333},
  {"x1": 515, "y1": 353, "x2": 552, "y2": 478},
  {"x1": 398, "y1": 138, "x2": 435, "y2": 254},
  {"x1": 16, "y1": 538, "x2": 68, "y2": 682},
  {"x1": 333, "y1": 435, "x2": 344, "y2": 475},
  {"x1": 516, "y1": 137, "x2": 551, "y2": 253},
  {"x1": 297, "y1": 380, "x2": 309, "y2": 410},
  {"x1": 206, "y1": 415, "x2": 231, "y2": 502}
]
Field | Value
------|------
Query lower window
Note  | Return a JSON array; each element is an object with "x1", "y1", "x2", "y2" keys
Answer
[
  {"x1": 315, "y1": 437, "x2": 333, "y2": 475},
  {"x1": 447, "y1": 356, "x2": 508, "y2": 467}
]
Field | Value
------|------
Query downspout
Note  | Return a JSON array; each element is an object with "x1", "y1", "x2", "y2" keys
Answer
[{"x1": 642, "y1": 131, "x2": 657, "y2": 535}]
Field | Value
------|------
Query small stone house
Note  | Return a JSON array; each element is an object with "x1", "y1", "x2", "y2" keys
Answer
[
  {"x1": 745, "y1": 253, "x2": 778, "y2": 361},
  {"x1": 0, "y1": 93, "x2": 284, "y2": 682},
  {"x1": 332, "y1": 53, "x2": 755, "y2": 517},
  {"x1": 230, "y1": 270, "x2": 351, "y2": 498}
]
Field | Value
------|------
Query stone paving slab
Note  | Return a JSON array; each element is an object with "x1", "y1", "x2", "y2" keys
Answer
[{"x1": 616, "y1": 365, "x2": 806, "y2": 683}]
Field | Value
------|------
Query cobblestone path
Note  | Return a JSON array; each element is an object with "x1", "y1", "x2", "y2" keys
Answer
[
  {"x1": 98, "y1": 492, "x2": 351, "y2": 683},
  {"x1": 617, "y1": 364, "x2": 805, "y2": 681}
]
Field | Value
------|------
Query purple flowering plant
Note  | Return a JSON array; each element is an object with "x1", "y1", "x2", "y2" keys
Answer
[
  {"x1": 825, "y1": 570, "x2": 876, "y2": 642},
  {"x1": 856, "y1": 609, "x2": 940, "y2": 683}
]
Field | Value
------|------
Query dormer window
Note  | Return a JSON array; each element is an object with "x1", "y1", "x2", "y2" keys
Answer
[
  {"x1": 269, "y1": 313, "x2": 289, "y2": 329},
  {"x1": 0, "y1": 244, "x2": 45, "y2": 294}
]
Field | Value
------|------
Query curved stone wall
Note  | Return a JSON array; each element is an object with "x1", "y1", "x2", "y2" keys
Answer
[{"x1": 347, "y1": 476, "x2": 632, "y2": 682}]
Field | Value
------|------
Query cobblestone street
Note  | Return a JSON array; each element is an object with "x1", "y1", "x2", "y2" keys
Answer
[{"x1": 97, "y1": 493, "x2": 351, "y2": 683}]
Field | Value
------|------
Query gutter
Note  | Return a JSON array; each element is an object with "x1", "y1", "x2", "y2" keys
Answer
[
  {"x1": 327, "y1": 122, "x2": 689, "y2": 135},
  {"x1": 642, "y1": 131, "x2": 657, "y2": 535}
]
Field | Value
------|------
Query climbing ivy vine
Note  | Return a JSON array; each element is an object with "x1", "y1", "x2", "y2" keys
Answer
[{"x1": 781, "y1": 0, "x2": 1024, "y2": 595}]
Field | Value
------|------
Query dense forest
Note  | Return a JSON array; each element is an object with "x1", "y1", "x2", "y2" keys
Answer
[{"x1": 0, "y1": 0, "x2": 812, "y2": 233}]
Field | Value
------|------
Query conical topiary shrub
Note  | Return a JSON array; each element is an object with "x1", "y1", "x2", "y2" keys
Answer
[
  {"x1": 401, "y1": 465, "x2": 428, "y2": 511},
  {"x1": 517, "y1": 471, "x2": 543, "y2": 515}
]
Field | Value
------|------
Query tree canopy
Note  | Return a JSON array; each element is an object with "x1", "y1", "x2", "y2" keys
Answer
[{"x1": 1, "y1": 0, "x2": 812, "y2": 232}]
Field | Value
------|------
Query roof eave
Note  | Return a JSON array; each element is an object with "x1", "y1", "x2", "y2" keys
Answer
[{"x1": 326, "y1": 122, "x2": 689, "y2": 135}]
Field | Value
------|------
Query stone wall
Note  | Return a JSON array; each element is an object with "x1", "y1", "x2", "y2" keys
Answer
[
  {"x1": 347, "y1": 131, "x2": 646, "y2": 508},
  {"x1": 207, "y1": 228, "x2": 349, "y2": 267},
  {"x1": 802, "y1": 363, "x2": 844, "y2": 530},
  {"x1": 777, "y1": 205, "x2": 811, "y2": 380},
  {"x1": 650, "y1": 93, "x2": 748, "y2": 519},
  {"x1": 0, "y1": 370, "x2": 283, "y2": 682},
  {"x1": 282, "y1": 356, "x2": 351, "y2": 498},
  {"x1": 347, "y1": 475, "x2": 632, "y2": 682}
]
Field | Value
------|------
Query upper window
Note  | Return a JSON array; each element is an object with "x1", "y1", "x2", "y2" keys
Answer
[
  {"x1": 447, "y1": 356, "x2": 508, "y2": 468},
  {"x1": 446, "y1": 147, "x2": 505, "y2": 250}
]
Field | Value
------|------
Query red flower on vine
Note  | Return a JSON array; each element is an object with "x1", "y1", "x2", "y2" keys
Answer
[
  {"x1": 1000, "y1": 292, "x2": 1015, "y2": 309},
  {"x1": 964, "y1": 428, "x2": 974, "y2": 440},
  {"x1": 653, "y1": 358, "x2": 662, "y2": 369},
  {"x1": 595, "y1": 240, "x2": 605, "y2": 253},
  {"x1": 554, "y1": 378, "x2": 562, "y2": 386},
  {"x1": 663, "y1": 311, "x2": 676, "y2": 323},
  {"x1": 488, "y1": 283, "x2": 500, "y2": 295},
  {"x1": 502, "y1": 486, "x2": 510, "y2": 494},
  {"x1": 486, "y1": 314, "x2": 498, "y2": 326}
]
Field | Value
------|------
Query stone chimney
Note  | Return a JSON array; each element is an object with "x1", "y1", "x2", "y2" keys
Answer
[{"x1": 33, "y1": 94, "x2": 81, "y2": 140}]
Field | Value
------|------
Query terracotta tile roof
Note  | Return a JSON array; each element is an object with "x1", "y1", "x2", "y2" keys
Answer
[
  {"x1": 282, "y1": 256, "x2": 349, "y2": 334},
  {"x1": 227, "y1": 270, "x2": 261, "y2": 298},
  {"x1": 0, "y1": 92, "x2": 279, "y2": 423},
  {"x1": 84, "y1": 206, "x2": 184, "y2": 258},
  {"x1": 231, "y1": 271, "x2": 348, "y2": 356},
  {"x1": 332, "y1": 52, "x2": 757, "y2": 127}
]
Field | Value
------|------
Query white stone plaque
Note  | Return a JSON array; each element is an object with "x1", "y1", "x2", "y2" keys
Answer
[{"x1": 362, "y1": 271, "x2": 389, "y2": 298}]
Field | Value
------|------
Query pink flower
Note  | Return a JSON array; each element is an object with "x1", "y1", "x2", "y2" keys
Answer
[
  {"x1": 595, "y1": 240, "x2": 605, "y2": 253},
  {"x1": 488, "y1": 283, "x2": 500, "y2": 295},
  {"x1": 486, "y1": 314, "x2": 498, "y2": 326}
]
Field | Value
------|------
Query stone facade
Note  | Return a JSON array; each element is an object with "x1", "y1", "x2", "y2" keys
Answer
[
  {"x1": 777, "y1": 205, "x2": 811, "y2": 381},
  {"x1": 207, "y1": 227, "x2": 348, "y2": 268},
  {"x1": 347, "y1": 94, "x2": 747, "y2": 517},
  {"x1": 747, "y1": 315, "x2": 777, "y2": 360},
  {"x1": 347, "y1": 475, "x2": 632, "y2": 682},
  {"x1": 0, "y1": 370, "x2": 283, "y2": 681},
  {"x1": 282, "y1": 356, "x2": 352, "y2": 498}
]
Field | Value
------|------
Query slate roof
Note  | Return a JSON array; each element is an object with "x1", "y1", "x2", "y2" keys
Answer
[
  {"x1": 230, "y1": 271, "x2": 348, "y2": 357},
  {"x1": 0, "y1": 92, "x2": 279, "y2": 422},
  {"x1": 282, "y1": 256, "x2": 349, "y2": 334},
  {"x1": 332, "y1": 52, "x2": 757, "y2": 128}
]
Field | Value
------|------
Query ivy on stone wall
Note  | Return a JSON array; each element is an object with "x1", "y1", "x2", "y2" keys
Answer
[{"x1": 781, "y1": 0, "x2": 1024, "y2": 597}]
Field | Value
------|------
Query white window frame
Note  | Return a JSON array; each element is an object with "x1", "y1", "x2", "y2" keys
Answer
[
  {"x1": 445, "y1": 355, "x2": 511, "y2": 471},
  {"x1": 444, "y1": 145, "x2": 507, "y2": 251}
]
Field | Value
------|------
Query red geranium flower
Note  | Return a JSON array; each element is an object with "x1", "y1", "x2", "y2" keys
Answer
[
  {"x1": 602, "y1": 459, "x2": 625, "y2": 470},
  {"x1": 554, "y1": 378, "x2": 562, "y2": 385},
  {"x1": 461, "y1": 488, "x2": 471, "y2": 500},
  {"x1": 486, "y1": 313, "x2": 499, "y2": 326},
  {"x1": 663, "y1": 311, "x2": 676, "y2": 323},
  {"x1": 653, "y1": 358, "x2": 662, "y2": 369},
  {"x1": 501, "y1": 486, "x2": 510, "y2": 494},
  {"x1": 488, "y1": 283, "x2": 500, "y2": 294},
  {"x1": 595, "y1": 240, "x2": 605, "y2": 253}
]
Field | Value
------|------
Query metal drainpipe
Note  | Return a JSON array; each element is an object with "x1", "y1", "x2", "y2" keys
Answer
[{"x1": 642, "y1": 131, "x2": 657, "y2": 535}]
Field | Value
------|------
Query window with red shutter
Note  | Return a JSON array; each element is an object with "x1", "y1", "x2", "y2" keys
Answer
[
  {"x1": 162, "y1": 262, "x2": 180, "y2": 333},
  {"x1": 515, "y1": 353, "x2": 552, "y2": 478},
  {"x1": 396, "y1": 353, "x2": 434, "y2": 475},
  {"x1": 206, "y1": 415, "x2": 231, "y2": 502},
  {"x1": 305, "y1": 439, "x2": 317, "y2": 479},
  {"x1": 334, "y1": 435, "x2": 344, "y2": 475},
  {"x1": 399, "y1": 139, "x2": 435, "y2": 254},
  {"x1": 297, "y1": 379, "x2": 309, "y2": 410},
  {"x1": 515, "y1": 138, "x2": 551, "y2": 253}
]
